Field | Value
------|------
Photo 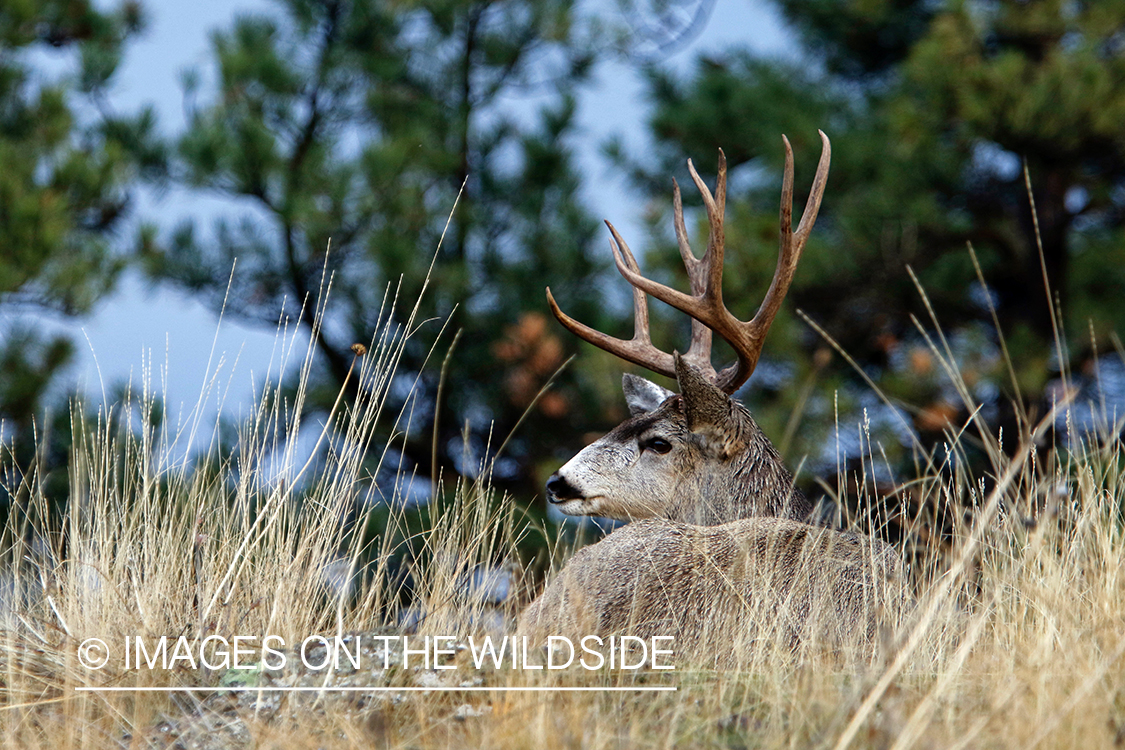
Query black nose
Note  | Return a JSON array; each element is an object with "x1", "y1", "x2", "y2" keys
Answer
[{"x1": 546, "y1": 473, "x2": 581, "y2": 503}]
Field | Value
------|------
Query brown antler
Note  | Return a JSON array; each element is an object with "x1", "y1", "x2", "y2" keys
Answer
[{"x1": 547, "y1": 130, "x2": 830, "y2": 394}]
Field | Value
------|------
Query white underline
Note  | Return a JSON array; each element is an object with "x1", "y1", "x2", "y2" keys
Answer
[{"x1": 75, "y1": 686, "x2": 677, "y2": 692}]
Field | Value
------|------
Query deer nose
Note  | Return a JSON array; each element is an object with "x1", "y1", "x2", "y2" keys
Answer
[{"x1": 546, "y1": 473, "x2": 582, "y2": 503}]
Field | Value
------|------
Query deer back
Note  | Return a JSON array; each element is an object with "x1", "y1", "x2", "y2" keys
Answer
[{"x1": 517, "y1": 517, "x2": 909, "y2": 666}]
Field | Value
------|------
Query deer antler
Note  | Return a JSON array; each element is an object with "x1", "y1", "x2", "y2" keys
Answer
[{"x1": 546, "y1": 130, "x2": 831, "y2": 394}]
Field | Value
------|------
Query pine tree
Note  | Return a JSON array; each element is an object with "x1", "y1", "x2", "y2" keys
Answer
[
  {"x1": 0, "y1": 0, "x2": 159, "y2": 504},
  {"x1": 145, "y1": 0, "x2": 611, "y2": 497}
]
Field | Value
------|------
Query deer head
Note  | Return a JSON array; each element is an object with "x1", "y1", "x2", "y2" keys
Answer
[{"x1": 544, "y1": 132, "x2": 831, "y2": 526}]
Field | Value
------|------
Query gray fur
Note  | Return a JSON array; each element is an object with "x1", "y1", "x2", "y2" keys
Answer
[{"x1": 517, "y1": 517, "x2": 908, "y2": 665}]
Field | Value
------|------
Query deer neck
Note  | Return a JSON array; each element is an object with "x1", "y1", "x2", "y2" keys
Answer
[{"x1": 666, "y1": 409, "x2": 811, "y2": 525}]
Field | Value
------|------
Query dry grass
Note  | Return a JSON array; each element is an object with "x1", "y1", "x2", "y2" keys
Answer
[{"x1": 3, "y1": 277, "x2": 1125, "y2": 750}]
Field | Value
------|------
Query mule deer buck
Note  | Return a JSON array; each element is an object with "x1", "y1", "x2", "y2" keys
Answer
[
  {"x1": 542, "y1": 137, "x2": 828, "y2": 526},
  {"x1": 520, "y1": 132, "x2": 908, "y2": 662}
]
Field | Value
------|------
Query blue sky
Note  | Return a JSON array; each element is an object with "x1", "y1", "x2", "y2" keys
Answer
[{"x1": 43, "y1": 0, "x2": 795, "y2": 423}]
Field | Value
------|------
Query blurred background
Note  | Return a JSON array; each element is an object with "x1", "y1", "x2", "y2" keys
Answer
[{"x1": 3, "y1": 0, "x2": 1125, "y2": 538}]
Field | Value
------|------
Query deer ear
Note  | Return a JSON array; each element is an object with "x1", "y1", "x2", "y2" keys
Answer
[
  {"x1": 674, "y1": 354, "x2": 744, "y2": 457},
  {"x1": 622, "y1": 374, "x2": 674, "y2": 416}
]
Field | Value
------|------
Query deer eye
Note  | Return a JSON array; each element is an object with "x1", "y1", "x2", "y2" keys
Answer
[{"x1": 641, "y1": 437, "x2": 673, "y2": 455}]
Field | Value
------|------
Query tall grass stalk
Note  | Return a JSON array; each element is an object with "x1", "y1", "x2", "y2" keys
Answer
[{"x1": 3, "y1": 292, "x2": 1125, "y2": 747}]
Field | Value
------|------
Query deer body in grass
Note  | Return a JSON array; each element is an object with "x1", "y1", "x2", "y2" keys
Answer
[{"x1": 519, "y1": 133, "x2": 908, "y2": 662}]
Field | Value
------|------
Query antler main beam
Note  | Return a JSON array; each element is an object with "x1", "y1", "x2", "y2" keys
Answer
[{"x1": 547, "y1": 131, "x2": 831, "y2": 394}]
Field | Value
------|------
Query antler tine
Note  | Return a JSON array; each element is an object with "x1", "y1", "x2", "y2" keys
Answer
[
  {"x1": 671, "y1": 177, "x2": 703, "y2": 290},
  {"x1": 673, "y1": 168, "x2": 716, "y2": 376},
  {"x1": 604, "y1": 220, "x2": 723, "y2": 379},
  {"x1": 712, "y1": 130, "x2": 831, "y2": 392},
  {"x1": 609, "y1": 219, "x2": 655, "y2": 349},
  {"x1": 795, "y1": 130, "x2": 832, "y2": 245},
  {"x1": 545, "y1": 287, "x2": 677, "y2": 380},
  {"x1": 545, "y1": 221, "x2": 677, "y2": 380},
  {"x1": 686, "y1": 150, "x2": 727, "y2": 303}
]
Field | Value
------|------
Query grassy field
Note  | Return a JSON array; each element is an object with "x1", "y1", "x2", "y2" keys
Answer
[{"x1": 2, "y1": 284, "x2": 1125, "y2": 750}]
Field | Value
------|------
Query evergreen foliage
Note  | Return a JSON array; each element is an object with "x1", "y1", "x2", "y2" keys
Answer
[
  {"x1": 143, "y1": 0, "x2": 615, "y2": 497},
  {"x1": 0, "y1": 0, "x2": 158, "y2": 505}
]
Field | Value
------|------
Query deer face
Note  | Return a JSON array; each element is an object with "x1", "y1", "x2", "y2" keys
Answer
[
  {"x1": 546, "y1": 375, "x2": 678, "y2": 519},
  {"x1": 546, "y1": 361, "x2": 760, "y2": 524}
]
